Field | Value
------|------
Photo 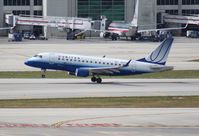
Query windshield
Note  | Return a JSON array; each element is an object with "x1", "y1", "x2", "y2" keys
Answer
[{"x1": 33, "y1": 55, "x2": 42, "y2": 58}]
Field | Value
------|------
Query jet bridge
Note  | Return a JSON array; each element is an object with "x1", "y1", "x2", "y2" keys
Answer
[
  {"x1": 164, "y1": 14, "x2": 199, "y2": 25},
  {"x1": 5, "y1": 14, "x2": 93, "y2": 38}
]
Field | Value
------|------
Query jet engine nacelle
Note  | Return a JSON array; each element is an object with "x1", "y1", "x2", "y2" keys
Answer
[
  {"x1": 100, "y1": 32, "x2": 110, "y2": 38},
  {"x1": 75, "y1": 68, "x2": 89, "y2": 77}
]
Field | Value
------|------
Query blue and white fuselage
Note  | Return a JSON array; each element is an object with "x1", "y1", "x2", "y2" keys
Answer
[{"x1": 25, "y1": 37, "x2": 174, "y2": 83}]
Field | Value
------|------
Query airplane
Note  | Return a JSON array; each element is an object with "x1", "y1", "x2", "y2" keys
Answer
[
  {"x1": 100, "y1": 0, "x2": 187, "y2": 41},
  {"x1": 24, "y1": 37, "x2": 174, "y2": 83},
  {"x1": 100, "y1": 0, "x2": 140, "y2": 40}
]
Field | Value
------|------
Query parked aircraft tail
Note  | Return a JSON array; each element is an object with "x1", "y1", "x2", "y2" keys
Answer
[
  {"x1": 131, "y1": 0, "x2": 139, "y2": 27},
  {"x1": 137, "y1": 37, "x2": 174, "y2": 65}
]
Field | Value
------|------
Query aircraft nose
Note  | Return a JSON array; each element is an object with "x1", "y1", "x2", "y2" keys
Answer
[
  {"x1": 24, "y1": 60, "x2": 30, "y2": 66},
  {"x1": 24, "y1": 58, "x2": 34, "y2": 66}
]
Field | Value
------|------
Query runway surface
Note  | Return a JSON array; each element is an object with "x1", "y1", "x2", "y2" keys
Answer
[
  {"x1": 0, "y1": 108, "x2": 198, "y2": 136},
  {"x1": 0, "y1": 79, "x2": 198, "y2": 99},
  {"x1": 0, "y1": 37, "x2": 199, "y2": 71}
]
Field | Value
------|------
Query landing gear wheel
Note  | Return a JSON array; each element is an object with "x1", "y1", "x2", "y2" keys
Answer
[
  {"x1": 41, "y1": 69, "x2": 46, "y2": 78},
  {"x1": 111, "y1": 34, "x2": 119, "y2": 41},
  {"x1": 96, "y1": 78, "x2": 102, "y2": 84},
  {"x1": 91, "y1": 77, "x2": 97, "y2": 82}
]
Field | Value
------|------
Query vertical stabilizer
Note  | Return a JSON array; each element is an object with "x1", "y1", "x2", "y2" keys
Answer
[
  {"x1": 131, "y1": 0, "x2": 139, "y2": 27},
  {"x1": 137, "y1": 37, "x2": 174, "y2": 65}
]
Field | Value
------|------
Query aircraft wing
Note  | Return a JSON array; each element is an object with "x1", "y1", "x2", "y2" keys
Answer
[
  {"x1": 0, "y1": 27, "x2": 11, "y2": 30},
  {"x1": 85, "y1": 59, "x2": 131, "y2": 75},
  {"x1": 137, "y1": 23, "x2": 188, "y2": 33}
]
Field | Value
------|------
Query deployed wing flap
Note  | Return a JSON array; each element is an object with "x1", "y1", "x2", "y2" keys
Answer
[{"x1": 87, "y1": 66, "x2": 121, "y2": 75}]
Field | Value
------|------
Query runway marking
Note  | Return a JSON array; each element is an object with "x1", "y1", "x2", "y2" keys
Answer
[
  {"x1": 51, "y1": 115, "x2": 130, "y2": 128},
  {"x1": 0, "y1": 122, "x2": 49, "y2": 128},
  {"x1": 1, "y1": 122, "x2": 199, "y2": 129},
  {"x1": 55, "y1": 123, "x2": 121, "y2": 127}
]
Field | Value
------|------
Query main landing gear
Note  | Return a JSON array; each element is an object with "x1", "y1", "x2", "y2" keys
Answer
[
  {"x1": 91, "y1": 76, "x2": 102, "y2": 84},
  {"x1": 41, "y1": 69, "x2": 46, "y2": 78}
]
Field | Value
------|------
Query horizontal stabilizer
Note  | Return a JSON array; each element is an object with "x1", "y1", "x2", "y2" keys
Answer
[{"x1": 150, "y1": 65, "x2": 174, "y2": 72}]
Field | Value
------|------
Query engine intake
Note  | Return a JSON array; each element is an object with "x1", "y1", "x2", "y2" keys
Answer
[{"x1": 75, "y1": 68, "x2": 90, "y2": 77}]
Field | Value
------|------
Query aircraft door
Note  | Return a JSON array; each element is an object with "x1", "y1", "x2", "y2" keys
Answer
[{"x1": 49, "y1": 53, "x2": 55, "y2": 64}]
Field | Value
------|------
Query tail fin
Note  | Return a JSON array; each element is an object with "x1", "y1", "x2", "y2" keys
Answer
[
  {"x1": 131, "y1": 0, "x2": 139, "y2": 27},
  {"x1": 137, "y1": 37, "x2": 174, "y2": 65}
]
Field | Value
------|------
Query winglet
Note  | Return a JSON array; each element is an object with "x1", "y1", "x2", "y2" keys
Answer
[{"x1": 123, "y1": 59, "x2": 132, "y2": 67}]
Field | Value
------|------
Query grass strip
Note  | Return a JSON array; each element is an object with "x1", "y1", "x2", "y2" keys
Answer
[
  {"x1": 0, "y1": 96, "x2": 199, "y2": 108},
  {"x1": 0, "y1": 70, "x2": 199, "y2": 78}
]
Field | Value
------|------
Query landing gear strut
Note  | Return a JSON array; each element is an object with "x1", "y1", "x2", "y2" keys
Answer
[
  {"x1": 41, "y1": 69, "x2": 46, "y2": 78},
  {"x1": 91, "y1": 76, "x2": 102, "y2": 83}
]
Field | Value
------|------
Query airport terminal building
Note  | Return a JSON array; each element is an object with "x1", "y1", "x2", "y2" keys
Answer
[{"x1": 0, "y1": 0, "x2": 199, "y2": 36}]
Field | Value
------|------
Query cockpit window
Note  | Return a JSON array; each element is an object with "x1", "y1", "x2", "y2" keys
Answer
[{"x1": 34, "y1": 55, "x2": 42, "y2": 58}]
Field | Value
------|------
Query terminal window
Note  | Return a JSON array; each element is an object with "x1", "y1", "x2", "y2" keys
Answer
[
  {"x1": 157, "y1": 0, "x2": 178, "y2": 5},
  {"x1": 78, "y1": 0, "x2": 124, "y2": 21},
  {"x1": 182, "y1": 0, "x2": 199, "y2": 5},
  {"x1": 34, "y1": 0, "x2": 42, "y2": 5},
  {"x1": 13, "y1": 10, "x2": 30, "y2": 15},
  {"x1": 34, "y1": 10, "x2": 43, "y2": 16},
  {"x1": 182, "y1": 9, "x2": 199, "y2": 15},
  {"x1": 4, "y1": 0, "x2": 30, "y2": 6}
]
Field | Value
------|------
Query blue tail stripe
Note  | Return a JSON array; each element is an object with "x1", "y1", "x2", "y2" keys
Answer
[
  {"x1": 137, "y1": 37, "x2": 174, "y2": 65},
  {"x1": 151, "y1": 38, "x2": 173, "y2": 63}
]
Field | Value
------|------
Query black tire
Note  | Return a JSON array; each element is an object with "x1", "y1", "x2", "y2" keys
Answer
[
  {"x1": 41, "y1": 75, "x2": 45, "y2": 78},
  {"x1": 131, "y1": 36, "x2": 136, "y2": 41},
  {"x1": 96, "y1": 78, "x2": 102, "y2": 84},
  {"x1": 91, "y1": 77, "x2": 97, "y2": 82},
  {"x1": 111, "y1": 34, "x2": 119, "y2": 41}
]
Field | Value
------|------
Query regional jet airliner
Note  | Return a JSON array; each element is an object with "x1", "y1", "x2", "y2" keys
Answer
[{"x1": 25, "y1": 37, "x2": 174, "y2": 83}]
